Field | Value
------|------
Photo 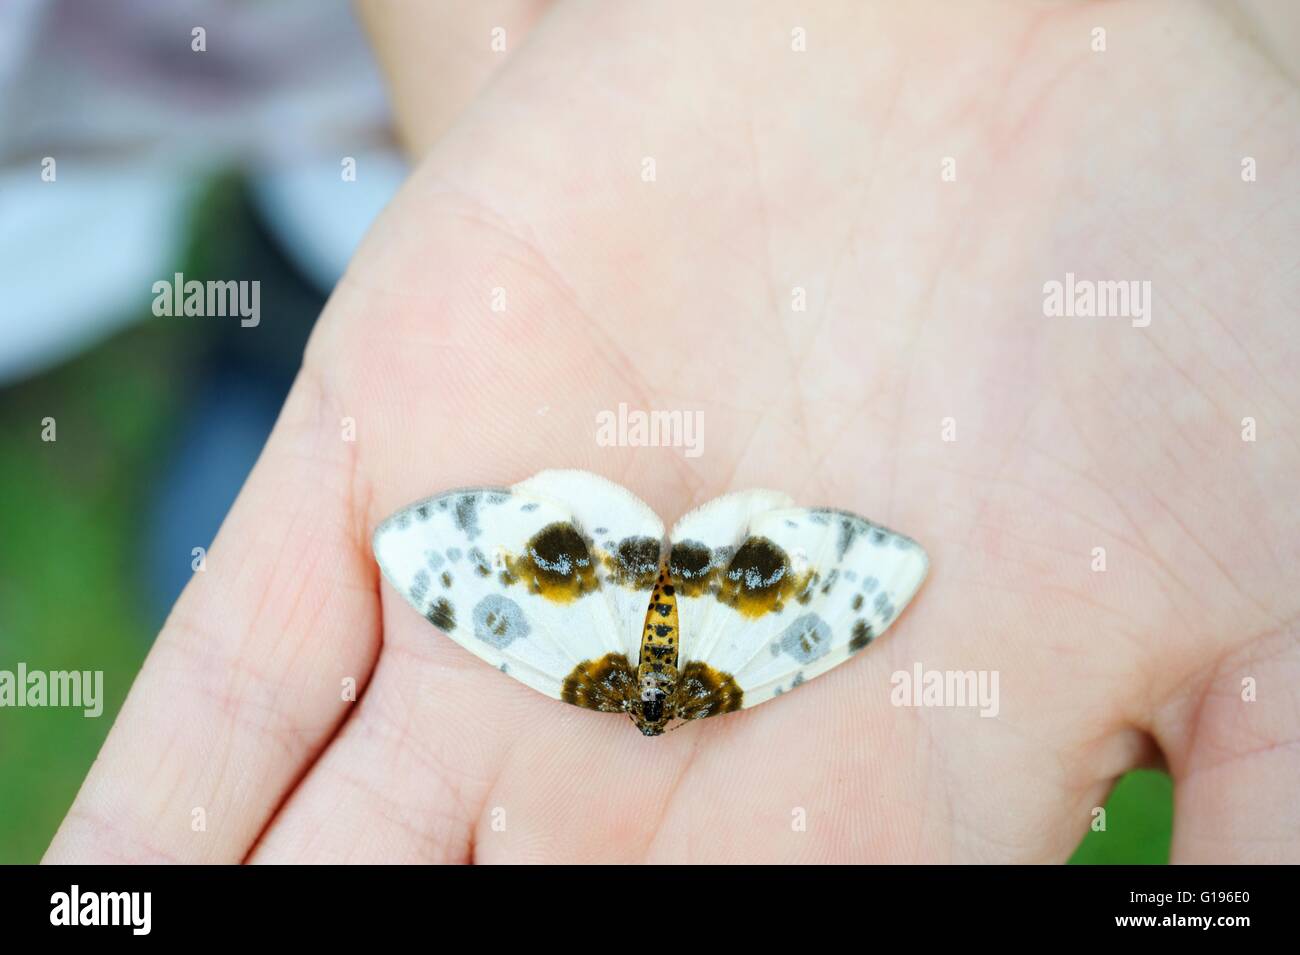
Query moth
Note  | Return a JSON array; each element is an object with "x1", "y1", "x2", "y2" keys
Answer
[{"x1": 372, "y1": 470, "x2": 928, "y2": 736}]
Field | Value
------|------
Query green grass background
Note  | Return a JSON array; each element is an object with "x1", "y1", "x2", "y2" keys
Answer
[{"x1": 0, "y1": 176, "x2": 1176, "y2": 864}]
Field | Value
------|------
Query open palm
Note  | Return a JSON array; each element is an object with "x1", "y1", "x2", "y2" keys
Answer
[{"x1": 47, "y1": 1, "x2": 1299, "y2": 863}]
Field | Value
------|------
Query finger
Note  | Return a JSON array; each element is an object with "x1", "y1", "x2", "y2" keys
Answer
[
  {"x1": 354, "y1": 0, "x2": 555, "y2": 157},
  {"x1": 1164, "y1": 631, "x2": 1300, "y2": 862},
  {"x1": 44, "y1": 356, "x2": 381, "y2": 863}
]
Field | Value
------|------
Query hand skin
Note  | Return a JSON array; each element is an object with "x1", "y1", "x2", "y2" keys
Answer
[{"x1": 45, "y1": 0, "x2": 1299, "y2": 863}]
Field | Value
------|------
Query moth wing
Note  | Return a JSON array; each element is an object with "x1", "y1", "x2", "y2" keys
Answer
[
  {"x1": 671, "y1": 501, "x2": 928, "y2": 713},
  {"x1": 372, "y1": 480, "x2": 653, "y2": 707},
  {"x1": 667, "y1": 489, "x2": 796, "y2": 670},
  {"x1": 514, "y1": 469, "x2": 665, "y2": 653}
]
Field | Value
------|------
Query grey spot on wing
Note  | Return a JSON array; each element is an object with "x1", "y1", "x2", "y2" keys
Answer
[
  {"x1": 473, "y1": 595, "x2": 531, "y2": 648},
  {"x1": 593, "y1": 526, "x2": 608, "y2": 536},
  {"x1": 836, "y1": 516, "x2": 868, "y2": 561},
  {"x1": 425, "y1": 550, "x2": 445, "y2": 571},
  {"x1": 410, "y1": 570, "x2": 430, "y2": 604},
  {"x1": 844, "y1": 570, "x2": 858, "y2": 582},
  {"x1": 809, "y1": 511, "x2": 831, "y2": 526},
  {"x1": 468, "y1": 546, "x2": 491, "y2": 576},
  {"x1": 396, "y1": 512, "x2": 411, "y2": 529},
  {"x1": 791, "y1": 672, "x2": 805, "y2": 689},
  {"x1": 862, "y1": 576, "x2": 879, "y2": 593},
  {"x1": 500, "y1": 662, "x2": 510, "y2": 674},
  {"x1": 487, "y1": 492, "x2": 509, "y2": 506},
  {"x1": 785, "y1": 519, "x2": 798, "y2": 529},
  {"x1": 521, "y1": 502, "x2": 539, "y2": 512},
  {"x1": 775, "y1": 613, "x2": 832, "y2": 664},
  {"x1": 870, "y1": 528, "x2": 888, "y2": 546},
  {"x1": 416, "y1": 504, "x2": 430, "y2": 521},
  {"x1": 874, "y1": 591, "x2": 896, "y2": 623},
  {"x1": 447, "y1": 547, "x2": 462, "y2": 562},
  {"x1": 454, "y1": 493, "x2": 482, "y2": 540}
]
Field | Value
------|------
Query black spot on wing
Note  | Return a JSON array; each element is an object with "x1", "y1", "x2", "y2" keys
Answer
[
  {"x1": 609, "y1": 536, "x2": 662, "y2": 589},
  {"x1": 717, "y1": 537, "x2": 808, "y2": 617},
  {"x1": 668, "y1": 539, "x2": 725, "y2": 597},
  {"x1": 505, "y1": 522, "x2": 599, "y2": 602},
  {"x1": 669, "y1": 540, "x2": 714, "y2": 580}
]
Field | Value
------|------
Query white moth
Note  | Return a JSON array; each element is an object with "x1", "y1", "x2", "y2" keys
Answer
[{"x1": 373, "y1": 470, "x2": 928, "y2": 736}]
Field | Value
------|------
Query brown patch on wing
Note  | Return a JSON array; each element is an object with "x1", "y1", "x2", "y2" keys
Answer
[
  {"x1": 849, "y1": 619, "x2": 874, "y2": 653},
  {"x1": 504, "y1": 522, "x2": 599, "y2": 603},
  {"x1": 561, "y1": 653, "x2": 636, "y2": 712},
  {"x1": 716, "y1": 536, "x2": 813, "y2": 618},
  {"x1": 671, "y1": 661, "x2": 743, "y2": 720},
  {"x1": 426, "y1": 598, "x2": 456, "y2": 632}
]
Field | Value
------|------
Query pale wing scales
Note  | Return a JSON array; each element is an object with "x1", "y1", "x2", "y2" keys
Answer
[
  {"x1": 668, "y1": 489, "x2": 795, "y2": 671},
  {"x1": 674, "y1": 504, "x2": 928, "y2": 711},
  {"x1": 372, "y1": 486, "x2": 628, "y2": 701},
  {"x1": 513, "y1": 469, "x2": 665, "y2": 657}
]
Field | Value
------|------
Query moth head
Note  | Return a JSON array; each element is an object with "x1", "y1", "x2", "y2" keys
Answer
[{"x1": 632, "y1": 690, "x2": 669, "y2": 737}]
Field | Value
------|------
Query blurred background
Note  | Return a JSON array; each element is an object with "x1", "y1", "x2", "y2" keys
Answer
[{"x1": 0, "y1": 0, "x2": 1171, "y2": 864}]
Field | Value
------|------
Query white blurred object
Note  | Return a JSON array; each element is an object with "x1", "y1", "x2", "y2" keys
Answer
[
  {"x1": 253, "y1": 149, "x2": 408, "y2": 294},
  {"x1": 0, "y1": 0, "x2": 406, "y2": 385},
  {"x1": 0, "y1": 165, "x2": 196, "y2": 383}
]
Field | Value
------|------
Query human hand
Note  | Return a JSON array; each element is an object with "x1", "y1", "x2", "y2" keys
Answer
[{"x1": 46, "y1": 0, "x2": 1299, "y2": 863}]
